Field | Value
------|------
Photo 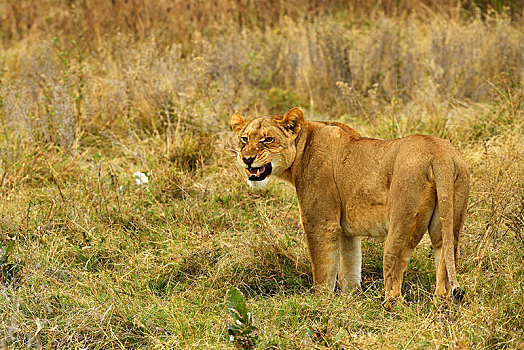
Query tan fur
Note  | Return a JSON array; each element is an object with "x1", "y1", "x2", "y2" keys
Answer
[{"x1": 231, "y1": 107, "x2": 470, "y2": 303}]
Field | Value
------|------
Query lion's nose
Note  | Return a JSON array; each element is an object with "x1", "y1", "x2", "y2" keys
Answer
[{"x1": 242, "y1": 156, "x2": 255, "y2": 166}]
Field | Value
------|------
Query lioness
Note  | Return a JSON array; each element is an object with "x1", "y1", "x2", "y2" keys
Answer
[{"x1": 231, "y1": 107, "x2": 470, "y2": 304}]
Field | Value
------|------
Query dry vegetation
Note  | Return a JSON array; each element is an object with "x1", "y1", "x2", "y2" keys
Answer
[{"x1": 0, "y1": 1, "x2": 523, "y2": 348}]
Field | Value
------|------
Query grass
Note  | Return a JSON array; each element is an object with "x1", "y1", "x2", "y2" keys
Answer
[{"x1": 1, "y1": 2, "x2": 523, "y2": 349}]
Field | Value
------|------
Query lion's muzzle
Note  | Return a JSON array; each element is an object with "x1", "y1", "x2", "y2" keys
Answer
[{"x1": 247, "y1": 163, "x2": 272, "y2": 181}]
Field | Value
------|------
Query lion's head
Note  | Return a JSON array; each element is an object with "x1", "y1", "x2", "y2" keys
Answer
[{"x1": 231, "y1": 107, "x2": 304, "y2": 187}]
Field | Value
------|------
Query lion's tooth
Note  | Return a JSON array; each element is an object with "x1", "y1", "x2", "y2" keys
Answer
[{"x1": 256, "y1": 168, "x2": 260, "y2": 177}]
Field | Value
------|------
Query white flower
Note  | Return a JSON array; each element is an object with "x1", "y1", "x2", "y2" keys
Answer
[{"x1": 133, "y1": 171, "x2": 149, "y2": 185}]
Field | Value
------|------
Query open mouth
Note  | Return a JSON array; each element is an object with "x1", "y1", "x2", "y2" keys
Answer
[{"x1": 247, "y1": 163, "x2": 272, "y2": 181}]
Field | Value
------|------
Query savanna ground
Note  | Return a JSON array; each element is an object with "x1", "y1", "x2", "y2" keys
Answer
[{"x1": 0, "y1": 1, "x2": 523, "y2": 348}]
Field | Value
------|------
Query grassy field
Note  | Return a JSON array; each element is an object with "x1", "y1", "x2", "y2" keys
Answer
[{"x1": 0, "y1": 1, "x2": 523, "y2": 348}]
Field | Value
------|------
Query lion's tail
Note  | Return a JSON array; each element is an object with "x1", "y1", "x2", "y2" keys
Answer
[{"x1": 432, "y1": 156, "x2": 460, "y2": 295}]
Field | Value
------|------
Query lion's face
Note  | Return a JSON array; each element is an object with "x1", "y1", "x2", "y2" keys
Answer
[{"x1": 231, "y1": 108, "x2": 304, "y2": 188}]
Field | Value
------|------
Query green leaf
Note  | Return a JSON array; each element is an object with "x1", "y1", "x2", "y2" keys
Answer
[
  {"x1": 226, "y1": 287, "x2": 249, "y2": 323},
  {"x1": 0, "y1": 245, "x2": 7, "y2": 265},
  {"x1": 306, "y1": 327, "x2": 315, "y2": 339},
  {"x1": 0, "y1": 239, "x2": 14, "y2": 265}
]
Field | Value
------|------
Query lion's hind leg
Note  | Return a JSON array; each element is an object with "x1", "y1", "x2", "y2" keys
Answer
[
  {"x1": 383, "y1": 180, "x2": 436, "y2": 305},
  {"x1": 383, "y1": 219, "x2": 429, "y2": 305}
]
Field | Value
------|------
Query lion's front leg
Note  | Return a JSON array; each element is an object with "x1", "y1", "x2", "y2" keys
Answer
[
  {"x1": 303, "y1": 221, "x2": 341, "y2": 293},
  {"x1": 339, "y1": 235, "x2": 362, "y2": 291}
]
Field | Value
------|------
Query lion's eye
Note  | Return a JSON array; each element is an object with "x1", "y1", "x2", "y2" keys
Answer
[
  {"x1": 262, "y1": 137, "x2": 274, "y2": 143},
  {"x1": 240, "y1": 136, "x2": 248, "y2": 144}
]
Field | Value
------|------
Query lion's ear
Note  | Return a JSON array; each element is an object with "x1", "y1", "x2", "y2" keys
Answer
[
  {"x1": 231, "y1": 113, "x2": 247, "y2": 135},
  {"x1": 274, "y1": 107, "x2": 304, "y2": 134}
]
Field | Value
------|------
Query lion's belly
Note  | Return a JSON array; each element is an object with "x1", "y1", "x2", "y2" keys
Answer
[{"x1": 341, "y1": 205, "x2": 389, "y2": 241}]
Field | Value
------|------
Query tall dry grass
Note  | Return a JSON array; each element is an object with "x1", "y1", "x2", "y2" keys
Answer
[
  {"x1": 2, "y1": 10, "x2": 522, "y2": 146},
  {"x1": 2, "y1": 0, "x2": 523, "y2": 48},
  {"x1": 0, "y1": 2, "x2": 523, "y2": 348}
]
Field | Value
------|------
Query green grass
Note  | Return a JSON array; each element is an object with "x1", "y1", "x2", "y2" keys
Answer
[{"x1": 1, "y1": 3, "x2": 523, "y2": 349}]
